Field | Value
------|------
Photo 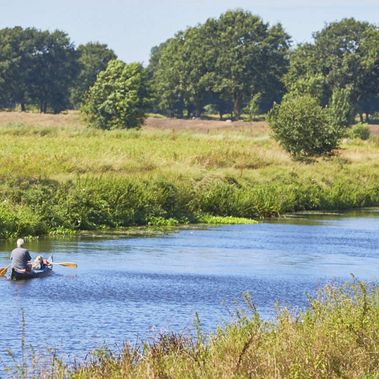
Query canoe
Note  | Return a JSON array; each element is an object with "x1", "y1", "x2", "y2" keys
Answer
[{"x1": 10, "y1": 263, "x2": 53, "y2": 281}]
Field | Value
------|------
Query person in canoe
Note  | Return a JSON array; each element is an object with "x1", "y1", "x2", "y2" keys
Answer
[
  {"x1": 10, "y1": 238, "x2": 32, "y2": 273},
  {"x1": 32, "y1": 255, "x2": 50, "y2": 270}
]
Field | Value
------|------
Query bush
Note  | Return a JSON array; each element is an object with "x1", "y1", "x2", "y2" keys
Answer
[
  {"x1": 81, "y1": 60, "x2": 147, "y2": 129},
  {"x1": 351, "y1": 122, "x2": 370, "y2": 140},
  {"x1": 0, "y1": 202, "x2": 47, "y2": 238},
  {"x1": 268, "y1": 94, "x2": 342, "y2": 158}
]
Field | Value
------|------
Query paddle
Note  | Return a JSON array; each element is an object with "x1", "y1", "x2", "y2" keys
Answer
[
  {"x1": 0, "y1": 265, "x2": 10, "y2": 277},
  {"x1": 50, "y1": 262, "x2": 78, "y2": 268}
]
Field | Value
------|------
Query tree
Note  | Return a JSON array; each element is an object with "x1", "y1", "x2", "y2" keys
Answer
[
  {"x1": 145, "y1": 42, "x2": 167, "y2": 114},
  {"x1": 148, "y1": 9, "x2": 290, "y2": 119},
  {"x1": 329, "y1": 87, "x2": 355, "y2": 127},
  {"x1": 355, "y1": 27, "x2": 379, "y2": 121},
  {"x1": 244, "y1": 92, "x2": 262, "y2": 121},
  {"x1": 82, "y1": 60, "x2": 147, "y2": 129},
  {"x1": 205, "y1": 10, "x2": 290, "y2": 119},
  {"x1": 70, "y1": 42, "x2": 117, "y2": 107},
  {"x1": 286, "y1": 19, "x2": 379, "y2": 121},
  {"x1": 268, "y1": 94, "x2": 342, "y2": 158},
  {"x1": 149, "y1": 36, "x2": 187, "y2": 117},
  {"x1": 29, "y1": 30, "x2": 79, "y2": 113},
  {"x1": 0, "y1": 27, "x2": 37, "y2": 110},
  {"x1": 0, "y1": 27, "x2": 79, "y2": 112}
]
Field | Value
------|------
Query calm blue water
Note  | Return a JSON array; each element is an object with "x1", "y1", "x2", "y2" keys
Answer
[{"x1": 0, "y1": 209, "x2": 378, "y2": 370}]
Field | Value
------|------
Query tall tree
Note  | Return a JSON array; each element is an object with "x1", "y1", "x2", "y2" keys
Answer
[
  {"x1": 70, "y1": 42, "x2": 117, "y2": 107},
  {"x1": 29, "y1": 30, "x2": 79, "y2": 113},
  {"x1": 148, "y1": 9, "x2": 290, "y2": 119},
  {"x1": 0, "y1": 27, "x2": 37, "y2": 110},
  {"x1": 0, "y1": 27, "x2": 79, "y2": 112},
  {"x1": 286, "y1": 19, "x2": 379, "y2": 120},
  {"x1": 355, "y1": 27, "x2": 379, "y2": 121},
  {"x1": 210, "y1": 10, "x2": 290, "y2": 119},
  {"x1": 149, "y1": 35, "x2": 187, "y2": 117}
]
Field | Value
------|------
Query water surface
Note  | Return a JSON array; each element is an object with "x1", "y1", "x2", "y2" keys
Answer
[{"x1": 0, "y1": 209, "x2": 378, "y2": 369}]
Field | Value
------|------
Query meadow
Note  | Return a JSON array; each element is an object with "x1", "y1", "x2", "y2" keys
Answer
[{"x1": 0, "y1": 111, "x2": 379, "y2": 238}]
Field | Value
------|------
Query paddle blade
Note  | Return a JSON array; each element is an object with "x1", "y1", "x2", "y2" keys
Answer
[
  {"x1": 0, "y1": 266, "x2": 9, "y2": 277},
  {"x1": 53, "y1": 262, "x2": 78, "y2": 268}
]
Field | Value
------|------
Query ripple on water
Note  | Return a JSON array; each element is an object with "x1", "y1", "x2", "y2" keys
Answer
[{"x1": 0, "y1": 209, "x2": 378, "y2": 370}]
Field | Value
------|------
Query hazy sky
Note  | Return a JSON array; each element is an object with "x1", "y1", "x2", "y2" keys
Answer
[{"x1": 1, "y1": 0, "x2": 378, "y2": 64}]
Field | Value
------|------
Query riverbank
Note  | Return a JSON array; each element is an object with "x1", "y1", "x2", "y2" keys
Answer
[
  {"x1": 0, "y1": 112, "x2": 379, "y2": 238},
  {"x1": 10, "y1": 280, "x2": 379, "y2": 378}
]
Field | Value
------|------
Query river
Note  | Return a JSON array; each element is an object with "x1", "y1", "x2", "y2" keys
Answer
[{"x1": 0, "y1": 209, "x2": 378, "y2": 371}]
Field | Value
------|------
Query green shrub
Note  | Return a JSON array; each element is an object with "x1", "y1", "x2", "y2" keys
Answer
[
  {"x1": 81, "y1": 60, "x2": 147, "y2": 129},
  {"x1": 268, "y1": 94, "x2": 342, "y2": 158},
  {"x1": 0, "y1": 201, "x2": 47, "y2": 238},
  {"x1": 351, "y1": 122, "x2": 370, "y2": 140}
]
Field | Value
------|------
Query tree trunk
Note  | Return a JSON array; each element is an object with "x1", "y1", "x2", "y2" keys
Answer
[
  {"x1": 20, "y1": 103, "x2": 26, "y2": 112},
  {"x1": 186, "y1": 107, "x2": 192, "y2": 119},
  {"x1": 365, "y1": 113, "x2": 370, "y2": 123},
  {"x1": 40, "y1": 102, "x2": 48, "y2": 113},
  {"x1": 232, "y1": 92, "x2": 241, "y2": 120},
  {"x1": 359, "y1": 113, "x2": 364, "y2": 123}
]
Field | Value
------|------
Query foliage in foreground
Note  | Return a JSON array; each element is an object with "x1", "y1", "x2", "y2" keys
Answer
[{"x1": 11, "y1": 280, "x2": 379, "y2": 378}]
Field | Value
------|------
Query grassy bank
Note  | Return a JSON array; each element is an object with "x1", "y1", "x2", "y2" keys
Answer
[
  {"x1": 0, "y1": 112, "x2": 379, "y2": 238},
  {"x1": 10, "y1": 280, "x2": 379, "y2": 378}
]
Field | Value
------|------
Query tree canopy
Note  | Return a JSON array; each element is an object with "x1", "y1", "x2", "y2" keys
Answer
[
  {"x1": 149, "y1": 10, "x2": 291, "y2": 119},
  {"x1": 0, "y1": 14, "x2": 377, "y2": 122},
  {"x1": 70, "y1": 42, "x2": 117, "y2": 107},
  {"x1": 285, "y1": 19, "x2": 379, "y2": 121},
  {"x1": 82, "y1": 60, "x2": 147, "y2": 129},
  {"x1": 0, "y1": 27, "x2": 79, "y2": 112}
]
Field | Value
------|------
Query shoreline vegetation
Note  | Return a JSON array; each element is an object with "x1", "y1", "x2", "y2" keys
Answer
[
  {"x1": 0, "y1": 112, "x2": 379, "y2": 239},
  {"x1": 8, "y1": 280, "x2": 379, "y2": 378}
]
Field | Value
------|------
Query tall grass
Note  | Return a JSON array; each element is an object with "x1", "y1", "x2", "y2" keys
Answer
[
  {"x1": 0, "y1": 112, "x2": 379, "y2": 238},
  {"x1": 10, "y1": 280, "x2": 379, "y2": 378}
]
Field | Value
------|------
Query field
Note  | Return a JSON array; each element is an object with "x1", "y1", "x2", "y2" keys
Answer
[{"x1": 0, "y1": 111, "x2": 379, "y2": 238}]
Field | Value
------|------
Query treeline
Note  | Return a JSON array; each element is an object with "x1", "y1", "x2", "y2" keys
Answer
[
  {"x1": 0, "y1": 27, "x2": 116, "y2": 113},
  {"x1": 0, "y1": 11, "x2": 378, "y2": 120},
  {"x1": 149, "y1": 12, "x2": 378, "y2": 121}
]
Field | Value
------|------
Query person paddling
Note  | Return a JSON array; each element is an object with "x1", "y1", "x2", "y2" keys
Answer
[{"x1": 10, "y1": 239, "x2": 32, "y2": 273}]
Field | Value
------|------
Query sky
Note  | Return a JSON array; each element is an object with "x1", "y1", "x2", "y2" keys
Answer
[{"x1": 1, "y1": 0, "x2": 378, "y2": 65}]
